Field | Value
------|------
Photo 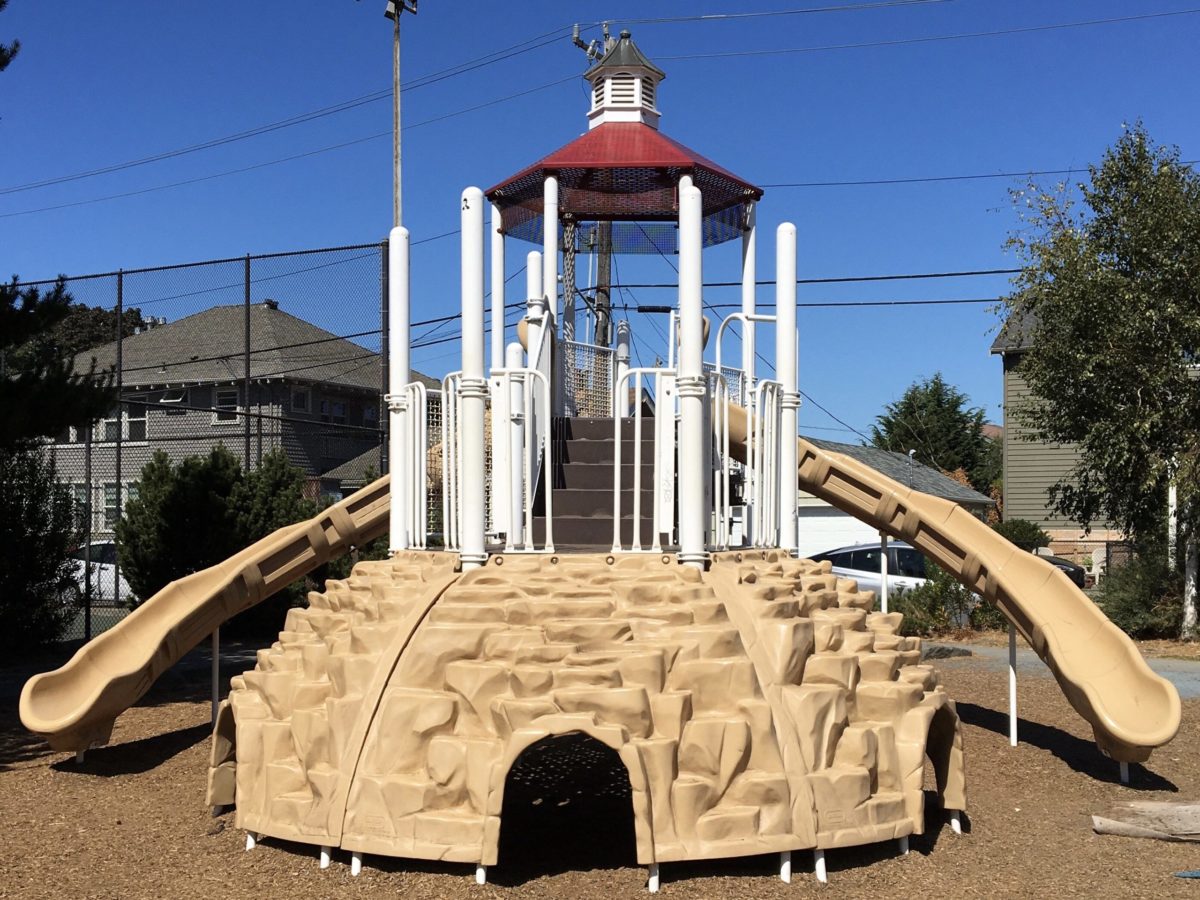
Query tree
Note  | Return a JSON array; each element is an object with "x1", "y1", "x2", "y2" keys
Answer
[
  {"x1": 1002, "y1": 123, "x2": 1200, "y2": 638},
  {"x1": 116, "y1": 447, "x2": 245, "y2": 604},
  {"x1": 1, "y1": 279, "x2": 117, "y2": 450},
  {"x1": 0, "y1": 449, "x2": 80, "y2": 653},
  {"x1": 0, "y1": 0, "x2": 19, "y2": 74},
  {"x1": 870, "y1": 373, "x2": 1000, "y2": 494}
]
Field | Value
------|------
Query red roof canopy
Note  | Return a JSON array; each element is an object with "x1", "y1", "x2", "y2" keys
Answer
[{"x1": 485, "y1": 123, "x2": 762, "y2": 252}]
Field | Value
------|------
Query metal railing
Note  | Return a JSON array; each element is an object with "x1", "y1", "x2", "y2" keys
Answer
[
  {"x1": 491, "y1": 364, "x2": 553, "y2": 552},
  {"x1": 748, "y1": 379, "x2": 784, "y2": 548},
  {"x1": 559, "y1": 338, "x2": 615, "y2": 418},
  {"x1": 400, "y1": 382, "x2": 431, "y2": 549},
  {"x1": 612, "y1": 367, "x2": 677, "y2": 552},
  {"x1": 440, "y1": 372, "x2": 463, "y2": 551},
  {"x1": 708, "y1": 370, "x2": 734, "y2": 551}
]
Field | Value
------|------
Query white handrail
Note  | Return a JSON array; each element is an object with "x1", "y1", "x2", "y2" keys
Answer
[
  {"x1": 402, "y1": 381, "x2": 429, "y2": 549},
  {"x1": 749, "y1": 379, "x2": 783, "y2": 548},
  {"x1": 490, "y1": 363, "x2": 554, "y2": 552},
  {"x1": 612, "y1": 367, "x2": 676, "y2": 552},
  {"x1": 441, "y1": 372, "x2": 463, "y2": 551},
  {"x1": 707, "y1": 371, "x2": 732, "y2": 551}
]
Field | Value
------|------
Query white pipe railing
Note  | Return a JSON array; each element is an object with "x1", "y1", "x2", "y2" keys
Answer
[
  {"x1": 402, "y1": 381, "x2": 429, "y2": 549},
  {"x1": 612, "y1": 367, "x2": 676, "y2": 552},
  {"x1": 749, "y1": 379, "x2": 783, "y2": 548},
  {"x1": 715, "y1": 312, "x2": 777, "y2": 408},
  {"x1": 490, "y1": 357, "x2": 554, "y2": 552},
  {"x1": 440, "y1": 371, "x2": 462, "y2": 551},
  {"x1": 707, "y1": 370, "x2": 733, "y2": 551}
]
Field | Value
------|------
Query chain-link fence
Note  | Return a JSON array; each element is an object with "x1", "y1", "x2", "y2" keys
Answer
[{"x1": 26, "y1": 243, "x2": 400, "y2": 641}]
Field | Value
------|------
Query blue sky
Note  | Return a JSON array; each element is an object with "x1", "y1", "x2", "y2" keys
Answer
[{"x1": 3, "y1": 1, "x2": 1198, "y2": 441}]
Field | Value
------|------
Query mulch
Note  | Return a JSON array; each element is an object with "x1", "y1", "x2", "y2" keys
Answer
[{"x1": 1, "y1": 646, "x2": 1197, "y2": 899}]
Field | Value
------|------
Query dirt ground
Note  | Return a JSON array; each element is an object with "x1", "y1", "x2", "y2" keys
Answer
[{"x1": 2, "y1": 645, "x2": 1197, "y2": 900}]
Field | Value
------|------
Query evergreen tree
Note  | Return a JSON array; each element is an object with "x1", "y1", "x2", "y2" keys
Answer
[{"x1": 870, "y1": 373, "x2": 1000, "y2": 494}]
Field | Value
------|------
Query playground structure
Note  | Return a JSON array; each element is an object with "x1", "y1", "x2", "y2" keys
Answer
[{"x1": 20, "y1": 30, "x2": 1180, "y2": 888}]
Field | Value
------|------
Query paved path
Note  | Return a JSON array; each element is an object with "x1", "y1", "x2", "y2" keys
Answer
[{"x1": 931, "y1": 641, "x2": 1200, "y2": 700}]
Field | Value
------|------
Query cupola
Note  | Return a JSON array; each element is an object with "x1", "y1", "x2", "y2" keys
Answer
[{"x1": 584, "y1": 30, "x2": 665, "y2": 130}]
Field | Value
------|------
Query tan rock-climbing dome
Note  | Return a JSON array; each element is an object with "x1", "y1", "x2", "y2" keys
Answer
[{"x1": 208, "y1": 550, "x2": 966, "y2": 866}]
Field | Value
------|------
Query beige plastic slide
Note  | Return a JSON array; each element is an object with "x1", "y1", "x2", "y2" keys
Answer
[
  {"x1": 728, "y1": 404, "x2": 1180, "y2": 763},
  {"x1": 19, "y1": 476, "x2": 391, "y2": 752}
]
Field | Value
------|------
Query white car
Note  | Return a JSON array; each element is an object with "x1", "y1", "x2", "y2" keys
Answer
[
  {"x1": 807, "y1": 541, "x2": 928, "y2": 597},
  {"x1": 69, "y1": 541, "x2": 134, "y2": 606}
]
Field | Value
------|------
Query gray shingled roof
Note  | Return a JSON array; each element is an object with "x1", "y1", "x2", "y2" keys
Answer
[
  {"x1": 585, "y1": 30, "x2": 666, "y2": 80},
  {"x1": 73, "y1": 302, "x2": 438, "y2": 392},
  {"x1": 322, "y1": 445, "x2": 382, "y2": 488},
  {"x1": 990, "y1": 308, "x2": 1036, "y2": 354},
  {"x1": 805, "y1": 436, "x2": 994, "y2": 508}
]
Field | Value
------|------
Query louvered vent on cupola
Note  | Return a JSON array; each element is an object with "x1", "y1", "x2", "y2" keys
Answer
[{"x1": 584, "y1": 30, "x2": 665, "y2": 130}]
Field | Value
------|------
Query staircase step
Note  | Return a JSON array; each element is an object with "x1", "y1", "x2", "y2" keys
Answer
[
  {"x1": 559, "y1": 438, "x2": 658, "y2": 464},
  {"x1": 533, "y1": 515, "x2": 662, "y2": 548},
  {"x1": 556, "y1": 461, "x2": 657, "y2": 490},
  {"x1": 554, "y1": 487, "x2": 656, "y2": 517},
  {"x1": 558, "y1": 417, "x2": 656, "y2": 441}
]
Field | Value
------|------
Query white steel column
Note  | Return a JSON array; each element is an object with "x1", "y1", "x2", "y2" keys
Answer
[
  {"x1": 388, "y1": 225, "x2": 411, "y2": 554},
  {"x1": 524, "y1": 251, "x2": 545, "y2": 364},
  {"x1": 459, "y1": 188, "x2": 487, "y2": 570},
  {"x1": 776, "y1": 223, "x2": 799, "y2": 556},
  {"x1": 741, "y1": 201, "x2": 757, "y2": 391},
  {"x1": 615, "y1": 320, "x2": 631, "y2": 418},
  {"x1": 490, "y1": 203, "x2": 505, "y2": 369},
  {"x1": 677, "y1": 176, "x2": 707, "y2": 569},
  {"x1": 1008, "y1": 622, "x2": 1018, "y2": 746},
  {"x1": 506, "y1": 341, "x2": 526, "y2": 549},
  {"x1": 543, "y1": 175, "x2": 559, "y2": 328},
  {"x1": 879, "y1": 532, "x2": 889, "y2": 613}
]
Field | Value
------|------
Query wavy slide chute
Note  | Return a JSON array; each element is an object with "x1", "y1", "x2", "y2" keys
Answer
[
  {"x1": 19, "y1": 477, "x2": 391, "y2": 752},
  {"x1": 727, "y1": 403, "x2": 1179, "y2": 762}
]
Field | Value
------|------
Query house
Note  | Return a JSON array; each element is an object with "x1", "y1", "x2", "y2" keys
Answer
[
  {"x1": 51, "y1": 300, "x2": 431, "y2": 536},
  {"x1": 989, "y1": 313, "x2": 1122, "y2": 555},
  {"x1": 795, "y1": 436, "x2": 994, "y2": 558}
]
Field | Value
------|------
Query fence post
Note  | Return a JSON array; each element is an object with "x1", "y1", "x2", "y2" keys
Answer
[
  {"x1": 114, "y1": 270, "x2": 123, "y2": 614},
  {"x1": 243, "y1": 255, "x2": 252, "y2": 470},
  {"x1": 380, "y1": 239, "x2": 390, "y2": 478},
  {"x1": 83, "y1": 421, "x2": 93, "y2": 642}
]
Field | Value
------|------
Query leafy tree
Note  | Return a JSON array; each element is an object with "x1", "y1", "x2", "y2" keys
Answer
[
  {"x1": 116, "y1": 447, "x2": 244, "y2": 604},
  {"x1": 1002, "y1": 123, "x2": 1200, "y2": 637},
  {"x1": 231, "y1": 449, "x2": 317, "y2": 545},
  {"x1": 0, "y1": 448, "x2": 80, "y2": 653},
  {"x1": 1, "y1": 279, "x2": 118, "y2": 450},
  {"x1": 870, "y1": 373, "x2": 1000, "y2": 494},
  {"x1": 0, "y1": 0, "x2": 18, "y2": 74},
  {"x1": 992, "y1": 518, "x2": 1050, "y2": 553}
]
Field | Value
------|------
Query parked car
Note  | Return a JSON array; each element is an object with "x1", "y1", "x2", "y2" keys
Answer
[
  {"x1": 1040, "y1": 553, "x2": 1087, "y2": 589},
  {"x1": 807, "y1": 541, "x2": 928, "y2": 596},
  {"x1": 68, "y1": 541, "x2": 134, "y2": 606}
]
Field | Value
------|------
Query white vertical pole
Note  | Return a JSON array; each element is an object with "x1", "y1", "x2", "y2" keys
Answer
[
  {"x1": 880, "y1": 532, "x2": 889, "y2": 614},
  {"x1": 245, "y1": 832, "x2": 257, "y2": 851},
  {"x1": 1119, "y1": 761, "x2": 1130, "y2": 784},
  {"x1": 615, "y1": 320, "x2": 631, "y2": 418},
  {"x1": 490, "y1": 203, "x2": 505, "y2": 370},
  {"x1": 460, "y1": 187, "x2": 487, "y2": 571},
  {"x1": 776, "y1": 223, "x2": 799, "y2": 556},
  {"x1": 475, "y1": 864, "x2": 487, "y2": 885},
  {"x1": 388, "y1": 225, "x2": 411, "y2": 554},
  {"x1": 1008, "y1": 622, "x2": 1018, "y2": 747},
  {"x1": 211, "y1": 627, "x2": 219, "y2": 724},
  {"x1": 814, "y1": 848, "x2": 827, "y2": 883},
  {"x1": 741, "y1": 201, "x2": 757, "y2": 395},
  {"x1": 899, "y1": 835, "x2": 910, "y2": 855},
  {"x1": 543, "y1": 176, "x2": 559, "y2": 329},
  {"x1": 525, "y1": 251, "x2": 544, "y2": 362},
  {"x1": 648, "y1": 863, "x2": 660, "y2": 893},
  {"x1": 350, "y1": 851, "x2": 363, "y2": 876},
  {"x1": 319, "y1": 846, "x2": 331, "y2": 869},
  {"x1": 779, "y1": 850, "x2": 791, "y2": 883},
  {"x1": 506, "y1": 342, "x2": 525, "y2": 549},
  {"x1": 949, "y1": 810, "x2": 963, "y2": 834},
  {"x1": 677, "y1": 176, "x2": 707, "y2": 570}
]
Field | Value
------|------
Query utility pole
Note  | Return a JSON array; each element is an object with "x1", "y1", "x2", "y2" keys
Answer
[
  {"x1": 572, "y1": 24, "x2": 616, "y2": 347},
  {"x1": 385, "y1": 1, "x2": 417, "y2": 228}
]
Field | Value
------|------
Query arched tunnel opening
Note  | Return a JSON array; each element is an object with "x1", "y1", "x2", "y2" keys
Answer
[{"x1": 496, "y1": 732, "x2": 638, "y2": 879}]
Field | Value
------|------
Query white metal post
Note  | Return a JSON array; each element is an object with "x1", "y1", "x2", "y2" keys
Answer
[
  {"x1": 741, "y1": 201, "x2": 757, "y2": 395},
  {"x1": 677, "y1": 176, "x2": 707, "y2": 569},
  {"x1": 488, "y1": 203, "x2": 506, "y2": 536},
  {"x1": 525, "y1": 250, "x2": 544, "y2": 362},
  {"x1": 388, "y1": 225, "x2": 411, "y2": 554},
  {"x1": 543, "y1": 175, "x2": 559, "y2": 329},
  {"x1": 460, "y1": 188, "x2": 487, "y2": 570},
  {"x1": 506, "y1": 342, "x2": 525, "y2": 549},
  {"x1": 950, "y1": 810, "x2": 963, "y2": 834},
  {"x1": 1008, "y1": 622, "x2": 1018, "y2": 746},
  {"x1": 476, "y1": 864, "x2": 487, "y2": 885},
  {"x1": 648, "y1": 863, "x2": 660, "y2": 893},
  {"x1": 880, "y1": 531, "x2": 889, "y2": 613},
  {"x1": 319, "y1": 846, "x2": 331, "y2": 869},
  {"x1": 779, "y1": 850, "x2": 791, "y2": 883},
  {"x1": 350, "y1": 851, "x2": 363, "y2": 876},
  {"x1": 776, "y1": 223, "x2": 799, "y2": 556},
  {"x1": 814, "y1": 848, "x2": 827, "y2": 883},
  {"x1": 615, "y1": 320, "x2": 631, "y2": 418},
  {"x1": 490, "y1": 203, "x2": 505, "y2": 370}
]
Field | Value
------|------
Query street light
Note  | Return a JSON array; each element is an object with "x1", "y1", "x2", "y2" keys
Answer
[{"x1": 384, "y1": 0, "x2": 417, "y2": 228}]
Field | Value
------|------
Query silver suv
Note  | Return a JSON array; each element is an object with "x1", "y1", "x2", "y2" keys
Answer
[{"x1": 807, "y1": 541, "x2": 928, "y2": 596}]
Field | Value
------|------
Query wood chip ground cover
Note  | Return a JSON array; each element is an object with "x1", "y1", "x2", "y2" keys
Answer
[{"x1": 1, "y1": 648, "x2": 1196, "y2": 898}]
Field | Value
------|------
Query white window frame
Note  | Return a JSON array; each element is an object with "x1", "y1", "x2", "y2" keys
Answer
[
  {"x1": 159, "y1": 388, "x2": 188, "y2": 416},
  {"x1": 125, "y1": 395, "x2": 148, "y2": 443},
  {"x1": 212, "y1": 388, "x2": 241, "y2": 425}
]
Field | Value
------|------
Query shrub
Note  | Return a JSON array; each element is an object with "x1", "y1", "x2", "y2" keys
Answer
[
  {"x1": 0, "y1": 448, "x2": 81, "y2": 653},
  {"x1": 968, "y1": 596, "x2": 1010, "y2": 632},
  {"x1": 1097, "y1": 552, "x2": 1182, "y2": 639},
  {"x1": 992, "y1": 518, "x2": 1050, "y2": 552},
  {"x1": 893, "y1": 563, "x2": 972, "y2": 637}
]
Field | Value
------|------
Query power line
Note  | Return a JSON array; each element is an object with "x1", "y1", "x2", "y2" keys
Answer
[
  {"x1": 595, "y1": 267, "x2": 1019, "y2": 291},
  {"x1": 659, "y1": 8, "x2": 1200, "y2": 61},
  {"x1": 1, "y1": 76, "x2": 576, "y2": 219},
  {"x1": 624, "y1": 0, "x2": 951, "y2": 26},
  {"x1": 764, "y1": 161, "x2": 1199, "y2": 188}
]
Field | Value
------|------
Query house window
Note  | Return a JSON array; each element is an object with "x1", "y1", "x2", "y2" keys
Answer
[
  {"x1": 71, "y1": 484, "x2": 89, "y2": 523},
  {"x1": 160, "y1": 389, "x2": 188, "y2": 416},
  {"x1": 126, "y1": 396, "x2": 147, "y2": 441},
  {"x1": 103, "y1": 483, "x2": 119, "y2": 528},
  {"x1": 363, "y1": 405, "x2": 378, "y2": 428},
  {"x1": 319, "y1": 399, "x2": 347, "y2": 425},
  {"x1": 102, "y1": 409, "x2": 121, "y2": 442},
  {"x1": 214, "y1": 389, "x2": 240, "y2": 424},
  {"x1": 292, "y1": 387, "x2": 310, "y2": 413}
]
